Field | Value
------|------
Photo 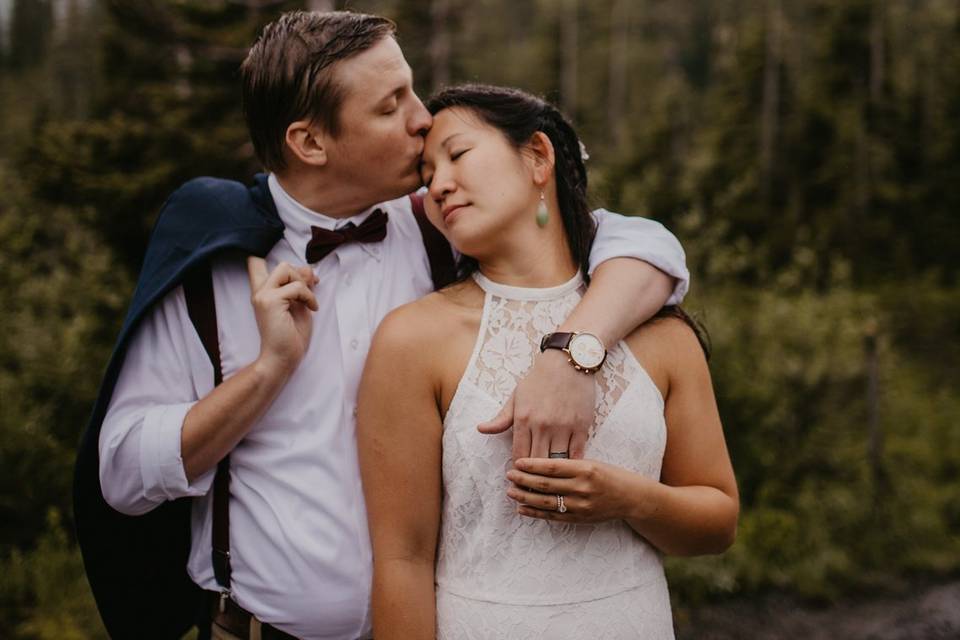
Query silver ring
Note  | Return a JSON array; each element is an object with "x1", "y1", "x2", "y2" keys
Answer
[
  {"x1": 549, "y1": 451, "x2": 569, "y2": 459},
  {"x1": 557, "y1": 495, "x2": 567, "y2": 513}
]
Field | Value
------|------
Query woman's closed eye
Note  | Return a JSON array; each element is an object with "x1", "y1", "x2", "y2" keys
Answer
[{"x1": 451, "y1": 148, "x2": 469, "y2": 161}]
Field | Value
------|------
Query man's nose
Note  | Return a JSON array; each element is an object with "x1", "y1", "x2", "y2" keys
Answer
[{"x1": 409, "y1": 97, "x2": 433, "y2": 137}]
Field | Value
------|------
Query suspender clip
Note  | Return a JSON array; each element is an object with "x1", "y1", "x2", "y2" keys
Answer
[{"x1": 219, "y1": 590, "x2": 231, "y2": 614}]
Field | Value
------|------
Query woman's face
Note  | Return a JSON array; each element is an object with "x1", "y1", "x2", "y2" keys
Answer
[{"x1": 420, "y1": 107, "x2": 539, "y2": 258}]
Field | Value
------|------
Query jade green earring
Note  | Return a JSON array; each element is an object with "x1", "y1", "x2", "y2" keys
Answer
[{"x1": 536, "y1": 192, "x2": 549, "y2": 228}]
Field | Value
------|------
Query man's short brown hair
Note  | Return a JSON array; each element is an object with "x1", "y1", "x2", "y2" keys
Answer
[{"x1": 240, "y1": 10, "x2": 397, "y2": 172}]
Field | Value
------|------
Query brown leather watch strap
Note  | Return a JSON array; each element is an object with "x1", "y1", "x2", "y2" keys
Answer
[{"x1": 540, "y1": 332, "x2": 574, "y2": 353}]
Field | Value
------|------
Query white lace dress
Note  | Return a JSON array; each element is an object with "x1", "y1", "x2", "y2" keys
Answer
[{"x1": 435, "y1": 272, "x2": 675, "y2": 640}]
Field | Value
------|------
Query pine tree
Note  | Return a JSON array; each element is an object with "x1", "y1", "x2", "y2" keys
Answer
[{"x1": 20, "y1": 0, "x2": 300, "y2": 272}]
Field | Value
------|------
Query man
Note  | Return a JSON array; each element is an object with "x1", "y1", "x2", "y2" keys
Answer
[{"x1": 75, "y1": 10, "x2": 689, "y2": 640}]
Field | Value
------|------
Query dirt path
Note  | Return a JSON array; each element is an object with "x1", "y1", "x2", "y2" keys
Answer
[{"x1": 674, "y1": 581, "x2": 960, "y2": 639}]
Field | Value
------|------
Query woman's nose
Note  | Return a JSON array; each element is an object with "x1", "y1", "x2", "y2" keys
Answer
[{"x1": 428, "y1": 168, "x2": 455, "y2": 201}]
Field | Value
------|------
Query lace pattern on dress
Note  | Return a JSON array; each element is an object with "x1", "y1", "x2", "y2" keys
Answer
[{"x1": 436, "y1": 271, "x2": 672, "y2": 638}]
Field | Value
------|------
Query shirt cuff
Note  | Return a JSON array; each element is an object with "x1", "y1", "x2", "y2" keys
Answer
[{"x1": 139, "y1": 401, "x2": 215, "y2": 502}]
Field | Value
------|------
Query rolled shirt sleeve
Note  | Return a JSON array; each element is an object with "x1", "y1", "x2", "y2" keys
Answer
[
  {"x1": 99, "y1": 285, "x2": 216, "y2": 516},
  {"x1": 588, "y1": 208, "x2": 690, "y2": 305}
]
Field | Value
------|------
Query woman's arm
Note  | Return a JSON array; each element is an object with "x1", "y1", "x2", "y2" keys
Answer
[
  {"x1": 505, "y1": 318, "x2": 738, "y2": 556},
  {"x1": 357, "y1": 303, "x2": 445, "y2": 640},
  {"x1": 623, "y1": 318, "x2": 739, "y2": 555}
]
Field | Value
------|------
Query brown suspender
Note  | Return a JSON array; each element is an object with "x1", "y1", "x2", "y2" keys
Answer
[
  {"x1": 180, "y1": 197, "x2": 454, "y2": 611},
  {"x1": 183, "y1": 263, "x2": 232, "y2": 610}
]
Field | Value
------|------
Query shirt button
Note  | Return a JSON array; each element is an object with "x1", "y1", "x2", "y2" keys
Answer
[
  {"x1": 352, "y1": 406, "x2": 358, "y2": 418},
  {"x1": 350, "y1": 338, "x2": 359, "y2": 350},
  {"x1": 344, "y1": 274, "x2": 352, "y2": 286}
]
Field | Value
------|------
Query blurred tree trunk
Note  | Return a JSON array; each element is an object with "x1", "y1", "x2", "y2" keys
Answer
[
  {"x1": 560, "y1": 0, "x2": 578, "y2": 119},
  {"x1": 9, "y1": 0, "x2": 53, "y2": 70},
  {"x1": 607, "y1": 0, "x2": 630, "y2": 151},
  {"x1": 0, "y1": 10, "x2": 6, "y2": 70},
  {"x1": 430, "y1": 0, "x2": 451, "y2": 91},
  {"x1": 870, "y1": 0, "x2": 885, "y2": 103},
  {"x1": 307, "y1": 0, "x2": 335, "y2": 11},
  {"x1": 760, "y1": 0, "x2": 781, "y2": 212},
  {"x1": 857, "y1": 0, "x2": 886, "y2": 221}
]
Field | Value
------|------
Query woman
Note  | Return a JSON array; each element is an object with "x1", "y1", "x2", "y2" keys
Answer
[{"x1": 357, "y1": 84, "x2": 738, "y2": 639}]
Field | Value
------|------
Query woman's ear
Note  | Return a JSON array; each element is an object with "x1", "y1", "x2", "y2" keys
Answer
[
  {"x1": 527, "y1": 131, "x2": 556, "y2": 187},
  {"x1": 285, "y1": 119, "x2": 329, "y2": 167}
]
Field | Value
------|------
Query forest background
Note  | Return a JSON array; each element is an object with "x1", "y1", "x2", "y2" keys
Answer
[{"x1": 0, "y1": 0, "x2": 957, "y2": 637}]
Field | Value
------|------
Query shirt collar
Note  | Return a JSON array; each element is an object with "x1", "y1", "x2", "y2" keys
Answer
[{"x1": 267, "y1": 174, "x2": 383, "y2": 263}]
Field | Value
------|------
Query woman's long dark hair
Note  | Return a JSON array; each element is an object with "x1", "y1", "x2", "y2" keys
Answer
[{"x1": 425, "y1": 84, "x2": 710, "y2": 358}]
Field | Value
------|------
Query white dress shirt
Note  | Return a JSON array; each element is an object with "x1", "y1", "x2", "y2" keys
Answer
[{"x1": 98, "y1": 174, "x2": 689, "y2": 639}]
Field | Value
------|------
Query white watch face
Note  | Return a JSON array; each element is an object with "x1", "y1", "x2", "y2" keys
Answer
[{"x1": 568, "y1": 333, "x2": 605, "y2": 369}]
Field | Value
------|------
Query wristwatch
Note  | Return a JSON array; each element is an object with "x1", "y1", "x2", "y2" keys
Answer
[{"x1": 539, "y1": 331, "x2": 607, "y2": 374}]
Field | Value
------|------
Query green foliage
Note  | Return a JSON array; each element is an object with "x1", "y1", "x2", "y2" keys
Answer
[
  {"x1": 0, "y1": 1, "x2": 958, "y2": 633},
  {"x1": 0, "y1": 153, "x2": 129, "y2": 637},
  {"x1": 0, "y1": 166, "x2": 130, "y2": 548},
  {"x1": 0, "y1": 510, "x2": 104, "y2": 640},
  {"x1": 666, "y1": 281, "x2": 960, "y2": 604}
]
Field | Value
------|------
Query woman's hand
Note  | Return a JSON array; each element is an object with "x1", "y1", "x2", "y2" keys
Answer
[{"x1": 505, "y1": 457, "x2": 655, "y2": 524}]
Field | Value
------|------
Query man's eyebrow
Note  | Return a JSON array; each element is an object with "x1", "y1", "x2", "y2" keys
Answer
[{"x1": 377, "y1": 65, "x2": 414, "y2": 103}]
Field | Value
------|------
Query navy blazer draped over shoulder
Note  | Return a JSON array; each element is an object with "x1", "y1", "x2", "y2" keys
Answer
[{"x1": 73, "y1": 174, "x2": 284, "y2": 639}]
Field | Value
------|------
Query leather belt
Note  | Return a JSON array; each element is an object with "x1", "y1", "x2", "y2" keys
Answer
[{"x1": 208, "y1": 591, "x2": 298, "y2": 640}]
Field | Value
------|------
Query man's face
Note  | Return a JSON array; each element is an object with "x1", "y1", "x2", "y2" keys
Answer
[{"x1": 324, "y1": 37, "x2": 432, "y2": 203}]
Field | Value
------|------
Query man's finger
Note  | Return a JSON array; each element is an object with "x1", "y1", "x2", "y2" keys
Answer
[
  {"x1": 547, "y1": 430, "x2": 574, "y2": 460},
  {"x1": 297, "y1": 265, "x2": 318, "y2": 287},
  {"x1": 477, "y1": 393, "x2": 514, "y2": 434},
  {"x1": 511, "y1": 426, "x2": 532, "y2": 463},
  {"x1": 529, "y1": 429, "x2": 550, "y2": 460},
  {"x1": 276, "y1": 281, "x2": 319, "y2": 311},
  {"x1": 568, "y1": 431, "x2": 588, "y2": 460},
  {"x1": 247, "y1": 256, "x2": 269, "y2": 291}
]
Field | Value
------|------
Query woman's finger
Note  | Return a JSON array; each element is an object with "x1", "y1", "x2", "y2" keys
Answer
[
  {"x1": 505, "y1": 469, "x2": 578, "y2": 496},
  {"x1": 506, "y1": 486, "x2": 562, "y2": 511},
  {"x1": 513, "y1": 457, "x2": 581, "y2": 478},
  {"x1": 516, "y1": 505, "x2": 575, "y2": 522}
]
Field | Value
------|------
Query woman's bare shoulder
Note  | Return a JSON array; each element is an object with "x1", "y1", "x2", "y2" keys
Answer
[
  {"x1": 372, "y1": 280, "x2": 483, "y2": 357},
  {"x1": 624, "y1": 314, "x2": 709, "y2": 395}
]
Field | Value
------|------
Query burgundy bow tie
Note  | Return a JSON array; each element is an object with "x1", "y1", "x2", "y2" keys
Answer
[{"x1": 305, "y1": 209, "x2": 389, "y2": 263}]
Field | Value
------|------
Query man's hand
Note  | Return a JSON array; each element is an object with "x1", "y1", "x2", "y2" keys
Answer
[
  {"x1": 247, "y1": 257, "x2": 318, "y2": 374},
  {"x1": 478, "y1": 349, "x2": 595, "y2": 460}
]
